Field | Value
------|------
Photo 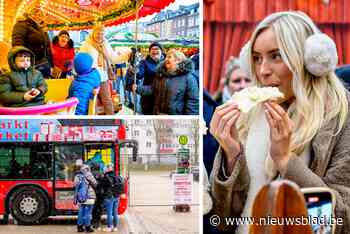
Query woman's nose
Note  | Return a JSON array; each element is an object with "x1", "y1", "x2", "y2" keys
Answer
[{"x1": 259, "y1": 59, "x2": 273, "y2": 76}]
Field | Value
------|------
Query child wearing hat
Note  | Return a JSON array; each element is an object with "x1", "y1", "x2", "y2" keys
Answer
[
  {"x1": 0, "y1": 46, "x2": 48, "y2": 107},
  {"x1": 68, "y1": 52, "x2": 101, "y2": 115}
]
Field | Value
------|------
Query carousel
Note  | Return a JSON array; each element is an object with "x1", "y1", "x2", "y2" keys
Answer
[{"x1": 0, "y1": 0, "x2": 175, "y2": 115}]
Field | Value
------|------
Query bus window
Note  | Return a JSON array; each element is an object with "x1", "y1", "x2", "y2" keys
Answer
[
  {"x1": 0, "y1": 147, "x2": 12, "y2": 179},
  {"x1": 0, "y1": 145, "x2": 52, "y2": 179},
  {"x1": 55, "y1": 144, "x2": 84, "y2": 181},
  {"x1": 85, "y1": 143, "x2": 114, "y2": 174}
]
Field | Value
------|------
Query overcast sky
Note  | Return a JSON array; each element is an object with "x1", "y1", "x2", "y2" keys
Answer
[{"x1": 140, "y1": 0, "x2": 200, "y2": 22}]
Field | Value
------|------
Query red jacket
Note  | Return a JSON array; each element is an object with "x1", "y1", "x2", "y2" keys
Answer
[{"x1": 51, "y1": 37, "x2": 75, "y2": 72}]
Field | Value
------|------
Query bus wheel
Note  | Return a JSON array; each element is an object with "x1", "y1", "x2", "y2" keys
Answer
[{"x1": 9, "y1": 187, "x2": 49, "y2": 225}]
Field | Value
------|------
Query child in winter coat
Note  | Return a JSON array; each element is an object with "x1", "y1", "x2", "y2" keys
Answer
[
  {"x1": 68, "y1": 53, "x2": 100, "y2": 115},
  {"x1": 0, "y1": 46, "x2": 48, "y2": 107}
]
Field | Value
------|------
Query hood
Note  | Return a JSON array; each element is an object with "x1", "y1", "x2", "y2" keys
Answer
[
  {"x1": 8, "y1": 46, "x2": 35, "y2": 72},
  {"x1": 80, "y1": 164, "x2": 91, "y2": 174},
  {"x1": 52, "y1": 36, "x2": 74, "y2": 49},
  {"x1": 158, "y1": 58, "x2": 193, "y2": 77},
  {"x1": 74, "y1": 52, "x2": 93, "y2": 75}
]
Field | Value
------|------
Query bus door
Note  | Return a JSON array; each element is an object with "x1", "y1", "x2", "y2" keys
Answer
[{"x1": 53, "y1": 143, "x2": 84, "y2": 212}]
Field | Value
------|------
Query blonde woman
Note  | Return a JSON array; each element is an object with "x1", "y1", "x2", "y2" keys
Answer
[
  {"x1": 133, "y1": 49, "x2": 199, "y2": 115},
  {"x1": 209, "y1": 11, "x2": 350, "y2": 234},
  {"x1": 80, "y1": 23, "x2": 129, "y2": 115}
]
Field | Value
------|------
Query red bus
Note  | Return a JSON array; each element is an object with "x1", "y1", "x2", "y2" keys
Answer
[{"x1": 0, "y1": 119, "x2": 136, "y2": 224}]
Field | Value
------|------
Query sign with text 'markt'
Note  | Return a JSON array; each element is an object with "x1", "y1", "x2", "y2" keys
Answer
[{"x1": 0, "y1": 119, "x2": 121, "y2": 142}]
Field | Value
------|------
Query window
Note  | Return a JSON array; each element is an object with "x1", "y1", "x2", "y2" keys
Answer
[
  {"x1": 0, "y1": 144, "x2": 53, "y2": 180},
  {"x1": 194, "y1": 17, "x2": 199, "y2": 26},
  {"x1": 188, "y1": 17, "x2": 194, "y2": 27},
  {"x1": 146, "y1": 130, "x2": 152, "y2": 137},
  {"x1": 146, "y1": 142, "x2": 152, "y2": 148},
  {"x1": 55, "y1": 144, "x2": 83, "y2": 181},
  {"x1": 134, "y1": 130, "x2": 140, "y2": 136},
  {"x1": 85, "y1": 143, "x2": 115, "y2": 174},
  {"x1": 0, "y1": 147, "x2": 11, "y2": 178}
]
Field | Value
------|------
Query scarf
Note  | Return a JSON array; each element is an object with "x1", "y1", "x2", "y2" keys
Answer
[
  {"x1": 87, "y1": 36, "x2": 110, "y2": 71},
  {"x1": 236, "y1": 106, "x2": 310, "y2": 234}
]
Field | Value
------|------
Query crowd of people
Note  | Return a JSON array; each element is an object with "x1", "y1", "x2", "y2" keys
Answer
[
  {"x1": 0, "y1": 8, "x2": 199, "y2": 115},
  {"x1": 74, "y1": 161, "x2": 124, "y2": 233}
]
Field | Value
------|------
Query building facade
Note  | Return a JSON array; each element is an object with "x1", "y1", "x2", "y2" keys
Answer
[
  {"x1": 145, "y1": 3, "x2": 199, "y2": 39},
  {"x1": 125, "y1": 119, "x2": 199, "y2": 166}
]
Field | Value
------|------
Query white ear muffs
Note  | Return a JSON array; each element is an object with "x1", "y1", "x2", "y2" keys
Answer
[
  {"x1": 239, "y1": 41, "x2": 251, "y2": 78},
  {"x1": 249, "y1": 11, "x2": 338, "y2": 78},
  {"x1": 304, "y1": 33, "x2": 338, "y2": 77}
]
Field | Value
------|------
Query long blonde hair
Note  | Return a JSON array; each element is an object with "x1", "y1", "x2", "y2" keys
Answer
[{"x1": 240, "y1": 11, "x2": 348, "y2": 155}]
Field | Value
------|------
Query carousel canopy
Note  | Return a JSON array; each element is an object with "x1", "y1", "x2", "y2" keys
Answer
[{"x1": 2, "y1": 0, "x2": 175, "y2": 41}]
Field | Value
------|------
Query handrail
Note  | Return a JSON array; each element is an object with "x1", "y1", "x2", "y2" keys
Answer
[{"x1": 0, "y1": 97, "x2": 79, "y2": 115}]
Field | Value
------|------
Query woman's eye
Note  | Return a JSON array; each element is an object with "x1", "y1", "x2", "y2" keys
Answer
[
  {"x1": 253, "y1": 56, "x2": 262, "y2": 64},
  {"x1": 272, "y1": 53, "x2": 282, "y2": 60}
]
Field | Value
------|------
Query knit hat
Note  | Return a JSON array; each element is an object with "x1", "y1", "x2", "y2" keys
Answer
[
  {"x1": 74, "y1": 52, "x2": 93, "y2": 75},
  {"x1": 149, "y1": 42, "x2": 163, "y2": 52},
  {"x1": 58, "y1": 30, "x2": 69, "y2": 38}
]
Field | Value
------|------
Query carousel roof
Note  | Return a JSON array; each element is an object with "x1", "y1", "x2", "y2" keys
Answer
[{"x1": 2, "y1": 0, "x2": 175, "y2": 41}]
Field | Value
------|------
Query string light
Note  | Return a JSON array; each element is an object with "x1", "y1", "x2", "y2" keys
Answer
[{"x1": 0, "y1": 0, "x2": 4, "y2": 41}]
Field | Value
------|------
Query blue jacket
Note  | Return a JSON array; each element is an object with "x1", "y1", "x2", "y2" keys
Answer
[
  {"x1": 68, "y1": 68, "x2": 100, "y2": 115},
  {"x1": 138, "y1": 59, "x2": 199, "y2": 115},
  {"x1": 126, "y1": 55, "x2": 163, "y2": 114}
]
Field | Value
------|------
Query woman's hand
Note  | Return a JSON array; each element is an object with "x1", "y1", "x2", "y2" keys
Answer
[
  {"x1": 263, "y1": 101, "x2": 294, "y2": 173},
  {"x1": 210, "y1": 102, "x2": 242, "y2": 173}
]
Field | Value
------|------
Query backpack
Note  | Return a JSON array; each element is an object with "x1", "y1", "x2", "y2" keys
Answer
[
  {"x1": 108, "y1": 174, "x2": 125, "y2": 196},
  {"x1": 74, "y1": 173, "x2": 89, "y2": 204}
]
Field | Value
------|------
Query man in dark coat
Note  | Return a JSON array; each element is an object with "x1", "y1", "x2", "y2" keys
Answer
[
  {"x1": 0, "y1": 46, "x2": 48, "y2": 107},
  {"x1": 12, "y1": 8, "x2": 52, "y2": 78},
  {"x1": 126, "y1": 42, "x2": 164, "y2": 114}
]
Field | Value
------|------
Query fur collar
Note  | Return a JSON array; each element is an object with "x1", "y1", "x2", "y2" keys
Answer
[{"x1": 157, "y1": 59, "x2": 193, "y2": 78}]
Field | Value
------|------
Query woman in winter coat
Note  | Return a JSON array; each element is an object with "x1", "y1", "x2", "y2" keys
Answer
[
  {"x1": 209, "y1": 11, "x2": 350, "y2": 234},
  {"x1": 0, "y1": 46, "x2": 47, "y2": 107},
  {"x1": 51, "y1": 30, "x2": 75, "y2": 78},
  {"x1": 79, "y1": 23, "x2": 130, "y2": 115},
  {"x1": 74, "y1": 164, "x2": 97, "y2": 233},
  {"x1": 133, "y1": 49, "x2": 199, "y2": 115}
]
